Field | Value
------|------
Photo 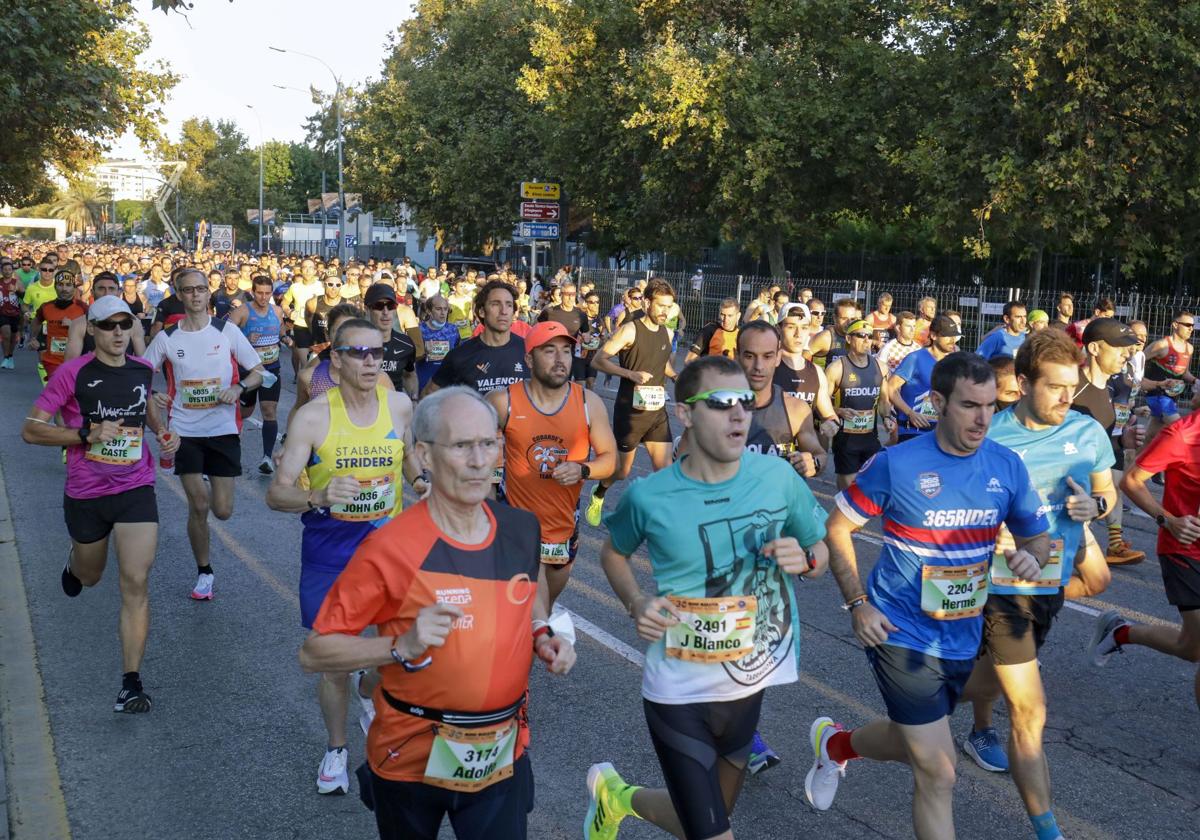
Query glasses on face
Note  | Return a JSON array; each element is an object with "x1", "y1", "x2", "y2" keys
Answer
[
  {"x1": 629, "y1": 294, "x2": 643, "y2": 302},
  {"x1": 93, "y1": 318, "x2": 134, "y2": 332},
  {"x1": 810, "y1": 309, "x2": 825, "y2": 316},
  {"x1": 849, "y1": 331, "x2": 873, "y2": 340},
  {"x1": 370, "y1": 300, "x2": 397, "y2": 311},
  {"x1": 424, "y1": 437, "x2": 501, "y2": 458},
  {"x1": 335, "y1": 345, "x2": 385, "y2": 362},
  {"x1": 178, "y1": 285, "x2": 208, "y2": 295},
  {"x1": 684, "y1": 388, "x2": 756, "y2": 411},
  {"x1": 325, "y1": 281, "x2": 342, "y2": 288},
  {"x1": 1176, "y1": 321, "x2": 1195, "y2": 329}
]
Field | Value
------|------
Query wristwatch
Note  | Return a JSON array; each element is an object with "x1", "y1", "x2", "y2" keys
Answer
[
  {"x1": 578, "y1": 463, "x2": 591, "y2": 480},
  {"x1": 1094, "y1": 496, "x2": 1109, "y2": 517},
  {"x1": 78, "y1": 421, "x2": 92, "y2": 445},
  {"x1": 1156, "y1": 513, "x2": 1168, "y2": 527}
]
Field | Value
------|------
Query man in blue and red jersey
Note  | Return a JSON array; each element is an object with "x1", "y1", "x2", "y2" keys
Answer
[{"x1": 804, "y1": 351, "x2": 1051, "y2": 839}]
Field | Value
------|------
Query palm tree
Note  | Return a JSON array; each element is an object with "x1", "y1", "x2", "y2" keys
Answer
[{"x1": 48, "y1": 181, "x2": 108, "y2": 234}]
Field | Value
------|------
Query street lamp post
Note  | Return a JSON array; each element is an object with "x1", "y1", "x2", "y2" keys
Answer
[
  {"x1": 245, "y1": 104, "x2": 265, "y2": 254},
  {"x1": 270, "y1": 46, "x2": 345, "y2": 265}
]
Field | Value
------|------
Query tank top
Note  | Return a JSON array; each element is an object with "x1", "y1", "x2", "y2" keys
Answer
[
  {"x1": 40, "y1": 299, "x2": 87, "y2": 370},
  {"x1": 817, "y1": 329, "x2": 847, "y2": 369},
  {"x1": 774, "y1": 358, "x2": 821, "y2": 406},
  {"x1": 502, "y1": 382, "x2": 591, "y2": 547},
  {"x1": 1148, "y1": 338, "x2": 1193, "y2": 378},
  {"x1": 310, "y1": 358, "x2": 336, "y2": 400},
  {"x1": 1, "y1": 277, "x2": 22, "y2": 317},
  {"x1": 1108, "y1": 371, "x2": 1133, "y2": 444},
  {"x1": 616, "y1": 318, "x2": 672, "y2": 412},
  {"x1": 241, "y1": 303, "x2": 283, "y2": 368},
  {"x1": 142, "y1": 280, "x2": 168, "y2": 309},
  {"x1": 305, "y1": 386, "x2": 404, "y2": 524},
  {"x1": 310, "y1": 296, "x2": 338, "y2": 346},
  {"x1": 835, "y1": 354, "x2": 882, "y2": 436},
  {"x1": 448, "y1": 294, "x2": 474, "y2": 340},
  {"x1": 745, "y1": 386, "x2": 796, "y2": 456}
]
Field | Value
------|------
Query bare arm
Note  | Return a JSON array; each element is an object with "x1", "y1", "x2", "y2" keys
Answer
[
  {"x1": 583, "y1": 389, "x2": 618, "y2": 480},
  {"x1": 64, "y1": 316, "x2": 86, "y2": 361},
  {"x1": 1122, "y1": 465, "x2": 1200, "y2": 544},
  {"x1": 600, "y1": 537, "x2": 681, "y2": 641}
]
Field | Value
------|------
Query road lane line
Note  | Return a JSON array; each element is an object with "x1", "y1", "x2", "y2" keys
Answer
[{"x1": 0, "y1": 453, "x2": 71, "y2": 840}]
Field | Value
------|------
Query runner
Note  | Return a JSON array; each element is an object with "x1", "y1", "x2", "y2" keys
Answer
[
  {"x1": 487, "y1": 321, "x2": 616, "y2": 607},
  {"x1": 826, "y1": 319, "x2": 895, "y2": 489},
  {"x1": 585, "y1": 355, "x2": 828, "y2": 840},
  {"x1": 0, "y1": 257, "x2": 24, "y2": 368},
  {"x1": 139, "y1": 262, "x2": 171, "y2": 325},
  {"x1": 585, "y1": 278, "x2": 678, "y2": 526},
  {"x1": 773, "y1": 304, "x2": 842, "y2": 439},
  {"x1": 21, "y1": 257, "x2": 59, "y2": 342},
  {"x1": 1099, "y1": 391, "x2": 1200, "y2": 711},
  {"x1": 299, "y1": 386, "x2": 575, "y2": 838},
  {"x1": 805, "y1": 298, "x2": 859, "y2": 369},
  {"x1": 976, "y1": 301, "x2": 1028, "y2": 360},
  {"x1": 364, "y1": 285, "x2": 418, "y2": 399},
  {"x1": 1065, "y1": 297, "x2": 1115, "y2": 347},
  {"x1": 290, "y1": 303, "x2": 376, "y2": 420},
  {"x1": 20, "y1": 296, "x2": 178, "y2": 713},
  {"x1": 30, "y1": 270, "x2": 87, "y2": 384},
  {"x1": 868, "y1": 293, "x2": 897, "y2": 335},
  {"x1": 1027, "y1": 310, "x2": 1050, "y2": 333},
  {"x1": 959, "y1": 330, "x2": 1116, "y2": 840},
  {"x1": 744, "y1": 285, "x2": 777, "y2": 324},
  {"x1": 228, "y1": 275, "x2": 288, "y2": 474},
  {"x1": 877, "y1": 311, "x2": 920, "y2": 376},
  {"x1": 148, "y1": 269, "x2": 186, "y2": 337},
  {"x1": 810, "y1": 351, "x2": 1050, "y2": 839},
  {"x1": 1140, "y1": 309, "x2": 1196, "y2": 448},
  {"x1": 991, "y1": 356, "x2": 1021, "y2": 411},
  {"x1": 537, "y1": 281, "x2": 592, "y2": 382},
  {"x1": 416, "y1": 294, "x2": 460, "y2": 393},
  {"x1": 143, "y1": 267, "x2": 267, "y2": 600},
  {"x1": 685, "y1": 298, "x2": 740, "y2": 363},
  {"x1": 120, "y1": 275, "x2": 151, "y2": 338},
  {"x1": 268, "y1": 316, "x2": 423, "y2": 795},
  {"x1": 913, "y1": 296, "x2": 937, "y2": 346},
  {"x1": 212, "y1": 270, "x2": 249, "y2": 319},
  {"x1": 446, "y1": 274, "x2": 477, "y2": 341},
  {"x1": 1051, "y1": 293, "x2": 1074, "y2": 329},
  {"x1": 425, "y1": 279, "x2": 529, "y2": 396},
  {"x1": 306, "y1": 271, "x2": 345, "y2": 355},
  {"x1": 888, "y1": 314, "x2": 961, "y2": 443},
  {"x1": 578, "y1": 289, "x2": 605, "y2": 391},
  {"x1": 281, "y1": 257, "x2": 324, "y2": 372}
]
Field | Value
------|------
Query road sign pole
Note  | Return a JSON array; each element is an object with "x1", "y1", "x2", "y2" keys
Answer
[{"x1": 530, "y1": 239, "x2": 536, "y2": 290}]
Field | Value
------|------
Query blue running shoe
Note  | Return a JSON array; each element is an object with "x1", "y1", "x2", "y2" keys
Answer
[
  {"x1": 747, "y1": 730, "x2": 781, "y2": 775},
  {"x1": 962, "y1": 728, "x2": 1009, "y2": 772}
]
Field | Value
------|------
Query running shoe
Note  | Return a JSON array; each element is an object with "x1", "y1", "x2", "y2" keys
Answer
[
  {"x1": 748, "y1": 730, "x2": 781, "y2": 775},
  {"x1": 962, "y1": 728, "x2": 1009, "y2": 772},
  {"x1": 316, "y1": 747, "x2": 349, "y2": 795},
  {"x1": 1, "y1": 357, "x2": 11, "y2": 370},
  {"x1": 62, "y1": 547, "x2": 82, "y2": 598},
  {"x1": 584, "y1": 762, "x2": 632, "y2": 840},
  {"x1": 350, "y1": 670, "x2": 375, "y2": 736},
  {"x1": 257, "y1": 455, "x2": 274, "y2": 475},
  {"x1": 190, "y1": 572, "x2": 214, "y2": 601},
  {"x1": 1090, "y1": 610, "x2": 1129, "y2": 667},
  {"x1": 113, "y1": 686, "x2": 152, "y2": 714},
  {"x1": 584, "y1": 488, "x2": 605, "y2": 528},
  {"x1": 1105, "y1": 540, "x2": 1145, "y2": 566},
  {"x1": 244, "y1": 416, "x2": 263, "y2": 429},
  {"x1": 804, "y1": 716, "x2": 846, "y2": 811}
]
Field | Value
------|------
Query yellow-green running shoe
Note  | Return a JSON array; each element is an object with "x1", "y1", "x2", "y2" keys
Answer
[
  {"x1": 584, "y1": 762, "x2": 632, "y2": 840},
  {"x1": 584, "y1": 487, "x2": 605, "y2": 527}
]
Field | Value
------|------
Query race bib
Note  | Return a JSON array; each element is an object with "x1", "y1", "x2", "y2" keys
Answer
[
  {"x1": 423, "y1": 718, "x2": 518, "y2": 793},
  {"x1": 427, "y1": 339, "x2": 451, "y2": 362},
  {"x1": 49, "y1": 336, "x2": 68, "y2": 355},
  {"x1": 915, "y1": 396, "x2": 939, "y2": 418},
  {"x1": 256, "y1": 344, "x2": 280, "y2": 365},
  {"x1": 539, "y1": 540, "x2": 571, "y2": 566},
  {"x1": 841, "y1": 408, "x2": 875, "y2": 434},
  {"x1": 582, "y1": 335, "x2": 601, "y2": 351},
  {"x1": 1113, "y1": 402, "x2": 1130, "y2": 433},
  {"x1": 85, "y1": 426, "x2": 144, "y2": 465},
  {"x1": 491, "y1": 466, "x2": 504, "y2": 485},
  {"x1": 990, "y1": 538, "x2": 1063, "y2": 589},
  {"x1": 1166, "y1": 379, "x2": 1187, "y2": 397},
  {"x1": 920, "y1": 561, "x2": 987, "y2": 620},
  {"x1": 665, "y1": 595, "x2": 757, "y2": 663},
  {"x1": 180, "y1": 378, "x2": 222, "y2": 409},
  {"x1": 331, "y1": 476, "x2": 396, "y2": 522},
  {"x1": 632, "y1": 384, "x2": 666, "y2": 411}
]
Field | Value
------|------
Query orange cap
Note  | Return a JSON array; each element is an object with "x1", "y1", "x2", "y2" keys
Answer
[{"x1": 524, "y1": 320, "x2": 579, "y2": 353}]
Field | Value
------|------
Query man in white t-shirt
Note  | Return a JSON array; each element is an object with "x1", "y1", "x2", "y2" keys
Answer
[{"x1": 145, "y1": 267, "x2": 265, "y2": 601}]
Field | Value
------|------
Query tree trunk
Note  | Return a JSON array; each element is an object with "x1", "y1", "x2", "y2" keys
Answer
[
  {"x1": 1028, "y1": 243, "x2": 1044, "y2": 301},
  {"x1": 766, "y1": 227, "x2": 785, "y2": 279}
]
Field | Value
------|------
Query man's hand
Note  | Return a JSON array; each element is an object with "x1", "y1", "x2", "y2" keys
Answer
[
  {"x1": 761, "y1": 537, "x2": 823, "y2": 576},
  {"x1": 153, "y1": 391, "x2": 171, "y2": 412},
  {"x1": 906, "y1": 408, "x2": 932, "y2": 429},
  {"x1": 1005, "y1": 547, "x2": 1042, "y2": 581},
  {"x1": 27, "y1": 337, "x2": 39, "y2": 352},
  {"x1": 157, "y1": 428, "x2": 180, "y2": 454},
  {"x1": 89, "y1": 419, "x2": 124, "y2": 445},
  {"x1": 551, "y1": 461, "x2": 585, "y2": 486},
  {"x1": 630, "y1": 595, "x2": 682, "y2": 643},
  {"x1": 851, "y1": 602, "x2": 897, "y2": 647},
  {"x1": 397, "y1": 602, "x2": 464, "y2": 660},
  {"x1": 317, "y1": 475, "x2": 362, "y2": 507},
  {"x1": 218, "y1": 385, "x2": 243, "y2": 405},
  {"x1": 1165, "y1": 513, "x2": 1200, "y2": 545},
  {"x1": 1064, "y1": 476, "x2": 1099, "y2": 523},
  {"x1": 1121, "y1": 422, "x2": 1145, "y2": 450},
  {"x1": 535, "y1": 636, "x2": 576, "y2": 674},
  {"x1": 818, "y1": 417, "x2": 841, "y2": 439},
  {"x1": 629, "y1": 370, "x2": 653, "y2": 385},
  {"x1": 787, "y1": 450, "x2": 818, "y2": 478}
]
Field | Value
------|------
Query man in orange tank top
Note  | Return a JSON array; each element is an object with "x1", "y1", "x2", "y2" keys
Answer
[
  {"x1": 30, "y1": 270, "x2": 88, "y2": 384},
  {"x1": 487, "y1": 321, "x2": 617, "y2": 606}
]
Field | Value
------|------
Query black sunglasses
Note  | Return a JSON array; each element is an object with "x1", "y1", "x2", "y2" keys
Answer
[
  {"x1": 369, "y1": 300, "x2": 397, "y2": 311},
  {"x1": 93, "y1": 318, "x2": 135, "y2": 332},
  {"x1": 335, "y1": 345, "x2": 385, "y2": 361}
]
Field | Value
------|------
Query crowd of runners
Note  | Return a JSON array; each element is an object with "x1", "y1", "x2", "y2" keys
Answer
[{"x1": 5, "y1": 239, "x2": 1199, "y2": 840}]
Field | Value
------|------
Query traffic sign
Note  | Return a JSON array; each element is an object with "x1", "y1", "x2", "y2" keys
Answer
[
  {"x1": 520, "y1": 201, "x2": 560, "y2": 221},
  {"x1": 210, "y1": 224, "x2": 234, "y2": 251},
  {"x1": 520, "y1": 182, "x2": 560, "y2": 200},
  {"x1": 518, "y1": 222, "x2": 560, "y2": 239},
  {"x1": 344, "y1": 234, "x2": 357, "y2": 247}
]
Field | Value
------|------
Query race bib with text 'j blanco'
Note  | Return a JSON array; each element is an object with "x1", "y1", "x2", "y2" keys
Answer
[{"x1": 665, "y1": 595, "x2": 757, "y2": 662}]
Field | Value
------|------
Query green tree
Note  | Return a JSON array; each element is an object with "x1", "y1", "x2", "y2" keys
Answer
[
  {"x1": 161, "y1": 118, "x2": 258, "y2": 240},
  {"x1": 0, "y1": 1, "x2": 177, "y2": 205},
  {"x1": 48, "y1": 181, "x2": 110, "y2": 234}
]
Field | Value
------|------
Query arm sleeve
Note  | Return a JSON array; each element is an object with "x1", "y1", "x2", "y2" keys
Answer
[
  {"x1": 785, "y1": 474, "x2": 828, "y2": 546},
  {"x1": 834, "y1": 449, "x2": 890, "y2": 526},
  {"x1": 1135, "y1": 422, "x2": 1182, "y2": 476},
  {"x1": 1004, "y1": 457, "x2": 1050, "y2": 538},
  {"x1": 604, "y1": 481, "x2": 647, "y2": 557}
]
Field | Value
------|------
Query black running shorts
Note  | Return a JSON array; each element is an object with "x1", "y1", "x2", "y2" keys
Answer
[
  {"x1": 613, "y1": 406, "x2": 672, "y2": 453},
  {"x1": 291, "y1": 325, "x2": 313, "y2": 349},
  {"x1": 832, "y1": 433, "x2": 882, "y2": 476},
  {"x1": 63, "y1": 485, "x2": 158, "y2": 544},
  {"x1": 865, "y1": 643, "x2": 973, "y2": 726},
  {"x1": 1161, "y1": 553, "x2": 1200, "y2": 612},
  {"x1": 175, "y1": 434, "x2": 242, "y2": 478},
  {"x1": 981, "y1": 591, "x2": 1064, "y2": 666}
]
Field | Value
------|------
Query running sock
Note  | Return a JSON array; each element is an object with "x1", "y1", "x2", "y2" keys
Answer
[
  {"x1": 262, "y1": 420, "x2": 278, "y2": 456},
  {"x1": 1107, "y1": 522, "x2": 1122, "y2": 544},
  {"x1": 197, "y1": 564, "x2": 214, "y2": 576},
  {"x1": 122, "y1": 671, "x2": 142, "y2": 692},
  {"x1": 614, "y1": 781, "x2": 641, "y2": 818},
  {"x1": 1030, "y1": 810, "x2": 1062, "y2": 840},
  {"x1": 594, "y1": 483, "x2": 609, "y2": 499},
  {"x1": 1114, "y1": 624, "x2": 1132, "y2": 646},
  {"x1": 826, "y1": 730, "x2": 860, "y2": 763}
]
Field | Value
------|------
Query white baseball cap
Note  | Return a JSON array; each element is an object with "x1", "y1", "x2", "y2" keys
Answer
[{"x1": 88, "y1": 296, "x2": 134, "y2": 322}]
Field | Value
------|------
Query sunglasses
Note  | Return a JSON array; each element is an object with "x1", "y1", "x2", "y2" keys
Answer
[
  {"x1": 335, "y1": 345, "x2": 385, "y2": 361},
  {"x1": 370, "y1": 300, "x2": 397, "y2": 311},
  {"x1": 1176, "y1": 321, "x2": 1195, "y2": 328},
  {"x1": 94, "y1": 318, "x2": 134, "y2": 332},
  {"x1": 325, "y1": 281, "x2": 342, "y2": 287},
  {"x1": 809, "y1": 309, "x2": 825, "y2": 316},
  {"x1": 684, "y1": 388, "x2": 756, "y2": 411},
  {"x1": 849, "y1": 331, "x2": 873, "y2": 339},
  {"x1": 629, "y1": 294, "x2": 643, "y2": 301}
]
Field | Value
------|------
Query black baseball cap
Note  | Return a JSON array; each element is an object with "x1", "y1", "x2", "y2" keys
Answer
[
  {"x1": 930, "y1": 314, "x2": 962, "y2": 338},
  {"x1": 363, "y1": 283, "x2": 397, "y2": 306},
  {"x1": 1082, "y1": 317, "x2": 1139, "y2": 347}
]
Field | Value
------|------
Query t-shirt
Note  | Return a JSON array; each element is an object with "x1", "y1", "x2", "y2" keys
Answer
[
  {"x1": 976, "y1": 329, "x2": 1026, "y2": 360},
  {"x1": 22, "y1": 280, "x2": 58, "y2": 313},
  {"x1": 1135, "y1": 411, "x2": 1200, "y2": 561},
  {"x1": 152, "y1": 294, "x2": 186, "y2": 328},
  {"x1": 836, "y1": 435, "x2": 1047, "y2": 659},
  {"x1": 605, "y1": 452, "x2": 828, "y2": 704},
  {"x1": 538, "y1": 305, "x2": 587, "y2": 337},
  {"x1": 432, "y1": 334, "x2": 529, "y2": 394},
  {"x1": 143, "y1": 317, "x2": 263, "y2": 437},
  {"x1": 987, "y1": 409, "x2": 1114, "y2": 595},
  {"x1": 35, "y1": 354, "x2": 156, "y2": 499},
  {"x1": 380, "y1": 332, "x2": 417, "y2": 391},
  {"x1": 313, "y1": 500, "x2": 541, "y2": 783},
  {"x1": 689, "y1": 322, "x2": 739, "y2": 359},
  {"x1": 893, "y1": 348, "x2": 939, "y2": 434},
  {"x1": 877, "y1": 338, "x2": 919, "y2": 376},
  {"x1": 1071, "y1": 378, "x2": 1116, "y2": 437}
]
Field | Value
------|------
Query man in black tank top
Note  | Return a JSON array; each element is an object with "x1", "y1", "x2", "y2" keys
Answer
[
  {"x1": 825, "y1": 319, "x2": 894, "y2": 489},
  {"x1": 805, "y1": 297, "x2": 859, "y2": 370},
  {"x1": 585, "y1": 278, "x2": 678, "y2": 526},
  {"x1": 774, "y1": 304, "x2": 841, "y2": 440},
  {"x1": 306, "y1": 273, "x2": 344, "y2": 351}
]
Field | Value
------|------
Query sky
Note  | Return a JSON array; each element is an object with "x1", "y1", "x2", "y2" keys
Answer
[{"x1": 111, "y1": 0, "x2": 416, "y2": 158}]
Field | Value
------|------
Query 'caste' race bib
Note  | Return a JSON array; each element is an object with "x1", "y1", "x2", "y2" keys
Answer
[
  {"x1": 665, "y1": 595, "x2": 757, "y2": 663},
  {"x1": 85, "y1": 426, "x2": 144, "y2": 465}
]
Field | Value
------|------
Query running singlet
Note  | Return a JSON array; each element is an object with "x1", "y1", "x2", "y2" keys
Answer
[
  {"x1": 745, "y1": 386, "x2": 795, "y2": 456},
  {"x1": 893, "y1": 348, "x2": 939, "y2": 435},
  {"x1": 835, "y1": 435, "x2": 1046, "y2": 659},
  {"x1": 987, "y1": 410, "x2": 1113, "y2": 596},
  {"x1": 1147, "y1": 339, "x2": 1193, "y2": 379},
  {"x1": 417, "y1": 322, "x2": 460, "y2": 390},
  {"x1": 37, "y1": 299, "x2": 87, "y2": 373},
  {"x1": 816, "y1": 330, "x2": 846, "y2": 369},
  {"x1": 431, "y1": 334, "x2": 529, "y2": 394},
  {"x1": 313, "y1": 500, "x2": 541, "y2": 785},
  {"x1": 0, "y1": 277, "x2": 21, "y2": 317},
  {"x1": 309, "y1": 297, "x2": 338, "y2": 347},
  {"x1": 774, "y1": 360, "x2": 820, "y2": 405},
  {"x1": 143, "y1": 317, "x2": 263, "y2": 437},
  {"x1": 212, "y1": 287, "x2": 249, "y2": 319},
  {"x1": 34, "y1": 354, "x2": 156, "y2": 499},
  {"x1": 283, "y1": 280, "x2": 322, "y2": 328},
  {"x1": 606, "y1": 452, "x2": 827, "y2": 703},
  {"x1": 310, "y1": 357, "x2": 336, "y2": 400},
  {"x1": 689, "y1": 322, "x2": 738, "y2": 359},
  {"x1": 579, "y1": 314, "x2": 604, "y2": 361},
  {"x1": 869, "y1": 312, "x2": 896, "y2": 332},
  {"x1": 447, "y1": 294, "x2": 475, "y2": 340},
  {"x1": 615, "y1": 319, "x2": 672, "y2": 414},
  {"x1": 835, "y1": 355, "x2": 881, "y2": 436},
  {"x1": 502, "y1": 382, "x2": 590, "y2": 548},
  {"x1": 240, "y1": 304, "x2": 283, "y2": 369}
]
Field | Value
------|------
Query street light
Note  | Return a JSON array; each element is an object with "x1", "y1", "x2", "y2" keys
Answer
[
  {"x1": 245, "y1": 104, "x2": 265, "y2": 255},
  {"x1": 269, "y1": 46, "x2": 345, "y2": 265}
]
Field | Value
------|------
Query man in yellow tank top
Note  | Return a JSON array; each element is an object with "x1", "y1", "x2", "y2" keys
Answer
[{"x1": 268, "y1": 317, "x2": 427, "y2": 796}]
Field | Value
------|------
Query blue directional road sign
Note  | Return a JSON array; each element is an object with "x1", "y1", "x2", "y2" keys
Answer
[
  {"x1": 518, "y1": 222, "x2": 560, "y2": 239},
  {"x1": 344, "y1": 234, "x2": 357, "y2": 247}
]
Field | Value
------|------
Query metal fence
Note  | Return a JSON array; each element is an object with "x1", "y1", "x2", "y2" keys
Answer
[{"x1": 277, "y1": 238, "x2": 407, "y2": 264}]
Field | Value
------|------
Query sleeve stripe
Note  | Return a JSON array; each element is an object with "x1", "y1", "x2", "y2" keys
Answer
[
  {"x1": 835, "y1": 492, "x2": 870, "y2": 527},
  {"x1": 846, "y1": 483, "x2": 883, "y2": 517}
]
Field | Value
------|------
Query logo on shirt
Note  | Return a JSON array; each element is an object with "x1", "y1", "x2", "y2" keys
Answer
[
  {"x1": 505, "y1": 573, "x2": 534, "y2": 605},
  {"x1": 918, "y1": 471, "x2": 942, "y2": 498},
  {"x1": 986, "y1": 477, "x2": 1004, "y2": 493},
  {"x1": 529, "y1": 435, "x2": 569, "y2": 476},
  {"x1": 436, "y1": 587, "x2": 472, "y2": 605},
  {"x1": 476, "y1": 361, "x2": 491, "y2": 374},
  {"x1": 86, "y1": 379, "x2": 103, "y2": 388},
  {"x1": 1063, "y1": 442, "x2": 1078, "y2": 455},
  {"x1": 514, "y1": 362, "x2": 524, "y2": 372}
]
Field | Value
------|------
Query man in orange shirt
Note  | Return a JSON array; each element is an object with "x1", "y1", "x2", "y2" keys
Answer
[
  {"x1": 301, "y1": 386, "x2": 575, "y2": 839},
  {"x1": 30, "y1": 270, "x2": 87, "y2": 384}
]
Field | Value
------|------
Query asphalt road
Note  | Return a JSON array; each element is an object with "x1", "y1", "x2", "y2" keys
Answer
[{"x1": 0, "y1": 349, "x2": 1197, "y2": 840}]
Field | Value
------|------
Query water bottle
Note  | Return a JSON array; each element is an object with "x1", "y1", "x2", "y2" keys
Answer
[{"x1": 159, "y1": 428, "x2": 176, "y2": 470}]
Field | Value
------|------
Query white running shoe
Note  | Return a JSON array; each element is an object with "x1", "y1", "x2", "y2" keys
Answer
[
  {"x1": 350, "y1": 670, "x2": 376, "y2": 736},
  {"x1": 244, "y1": 416, "x2": 263, "y2": 429},
  {"x1": 804, "y1": 716, "x2": 847, "y2": 811},
  {"x1": 1090, "y1": 610, "x2": 1128, "y2": 667},
  {"x1": 316, "y1": 747, "x2": 349, "y2": 795},
  {"x1": 257, "y1": 455, "x2": 274, "y2": 475},
  {"x1": 190, "y1": 572, "x2": 214, "y2": 601}
]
